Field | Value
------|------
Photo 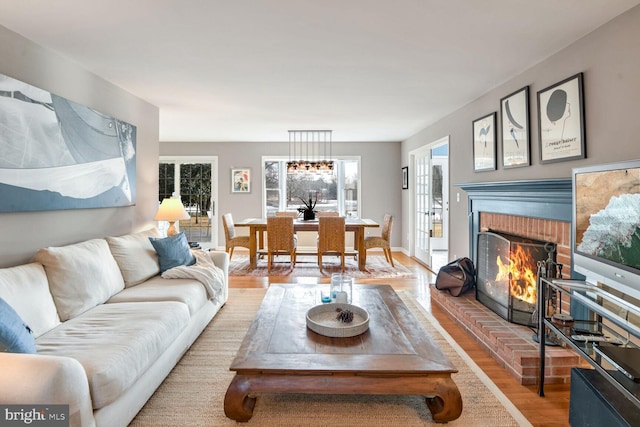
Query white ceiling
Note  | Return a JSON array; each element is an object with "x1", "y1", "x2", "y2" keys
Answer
[{"x1": 1, "y1": 1, "x2": 638, "y2": 142}]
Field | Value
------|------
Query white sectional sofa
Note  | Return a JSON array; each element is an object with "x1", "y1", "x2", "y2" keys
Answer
[{"x1": 0, "y1": 228, "x2": 229, "y2": 427}]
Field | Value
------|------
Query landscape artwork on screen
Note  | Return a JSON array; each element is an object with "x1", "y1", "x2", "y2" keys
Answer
[{"x1": 575, "y1": 165, "x2": 640, "y2": 272}]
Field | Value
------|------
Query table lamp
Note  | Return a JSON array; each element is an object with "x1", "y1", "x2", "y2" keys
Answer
[{"x1": 154, "y1": 197, "x2": 190, "y2": 236}]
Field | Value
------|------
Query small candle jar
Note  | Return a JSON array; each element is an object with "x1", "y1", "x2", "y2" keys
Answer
[
  {"x1": 321, "y1": 289, "x2": 331, "y2": 303},
  {"x1": 330, "y1": 274, "x2": 341, "y2": 300},
  {"x1": 331, "y1": 274, "x2": 353, "y2": 303},
  {"x1": 335, "y1": 291, "x2": 348, "y2": 303}
]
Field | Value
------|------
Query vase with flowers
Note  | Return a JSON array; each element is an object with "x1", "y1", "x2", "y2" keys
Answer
[{"x1": 297, "y1": 193, "x2": 317, "y2": 221}]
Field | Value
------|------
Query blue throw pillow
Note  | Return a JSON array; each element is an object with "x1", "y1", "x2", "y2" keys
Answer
[
  {"x1": 149, "y1": 232, "x2": 196, "y2": 273},
  {"x1": 0, "y1": 297, "x2": 37, "y2": 354}
]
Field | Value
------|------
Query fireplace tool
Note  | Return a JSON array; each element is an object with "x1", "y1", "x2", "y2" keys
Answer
[{"x1": 531, "y1": 242, "x2": 563, "y2": 346}]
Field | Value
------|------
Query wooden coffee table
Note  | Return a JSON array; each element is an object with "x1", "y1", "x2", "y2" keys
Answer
[{"x1": 224, "y1": 284, "x2": 462, "y2": 422}]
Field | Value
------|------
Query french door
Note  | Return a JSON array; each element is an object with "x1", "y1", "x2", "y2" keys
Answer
[
  {"x1": 414, "y1": 151, "x2": 431, "y2": 265},
  {"x1": 430, "y1": 156, "x2": 448, "y2": 251},
  {"x1": 159, "y1": 156, "x2": 218, "y2": 247},
  {"x1": 412, "y1": 138, "x2": 449, "y2": 268}
]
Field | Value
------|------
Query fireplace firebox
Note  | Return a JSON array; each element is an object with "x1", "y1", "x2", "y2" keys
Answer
[{"x1": 476, "y1": 231, "x2": 556, "y2": 326}]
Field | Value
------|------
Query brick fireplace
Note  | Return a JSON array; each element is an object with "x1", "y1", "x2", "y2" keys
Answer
[
  {"x1": 478, "y1": 212, "x2": 572, "y2": 318},
  {"x1": 479, "y1": 212, "x2": 571, "y2": 278},
  {"x1": 431, "y1": 179, "x2": 581, "y2": 385},
  {"x1": 476, "y1": 229, "x2": 553, "y2": 326}
]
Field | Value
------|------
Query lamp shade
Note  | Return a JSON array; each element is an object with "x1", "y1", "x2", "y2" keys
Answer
[{"x1": 153, "y1": 198, "x2": 191, "y2": 222}]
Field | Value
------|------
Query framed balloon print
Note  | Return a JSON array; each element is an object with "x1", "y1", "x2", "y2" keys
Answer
[{"x1": 537, "y1": 73, "x2": 585, "y2": 164}]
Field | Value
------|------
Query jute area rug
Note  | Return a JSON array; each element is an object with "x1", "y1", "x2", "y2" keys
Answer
[
  {"x1": 130, "y1": 288, "x2": 531, "y2": 427},
  {"x1": 228, "y1": 254, "x2": 415, "y2": 279}
]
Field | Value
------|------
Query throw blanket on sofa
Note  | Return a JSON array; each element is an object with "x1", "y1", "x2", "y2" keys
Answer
[{"x1": 161, "y1": 251, "x2": 224, "y2": 304}]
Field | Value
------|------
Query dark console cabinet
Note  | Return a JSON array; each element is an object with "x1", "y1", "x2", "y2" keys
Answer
[
  {"x1": 570, "y1": 368, "x2": 640, "y2": 426},
  {"x1": 537, "y1": 279, "x2": 640, "y2": 424}
]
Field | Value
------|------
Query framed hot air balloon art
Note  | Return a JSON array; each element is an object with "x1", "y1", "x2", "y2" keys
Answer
[
  {"x1": 537, "y1": 73, "x2": 585, "y2": 164},
  {"x1": 231, "y1": 168, "x2": 251, "y2": 193},
  {"x1": 500, "y1": 86, "x2": 530, "y2": 169},
  {"x1": 472, "y1": 112, "x2": 497, "y2": 172}
]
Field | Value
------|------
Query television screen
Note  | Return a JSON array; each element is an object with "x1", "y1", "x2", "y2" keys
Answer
[{"x1": 573, "y1": 160, "x2": 640, "y2": 296}]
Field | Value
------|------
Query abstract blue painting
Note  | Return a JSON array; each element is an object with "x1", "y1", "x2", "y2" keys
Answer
[{"x1": 0, "y1": 73, "x2": 136, "y2": 212}]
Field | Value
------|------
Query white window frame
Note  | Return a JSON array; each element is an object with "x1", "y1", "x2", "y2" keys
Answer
[{"x1": 261, "y1": 156, "x2": 361, "y2": 218}]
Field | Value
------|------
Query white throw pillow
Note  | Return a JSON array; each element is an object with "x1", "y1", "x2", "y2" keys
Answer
[
  {"x1": 33, "y1": 239, "x2": 125, "y2": 321},
  {"x1": 106, "y1": 228, "x2": 161, "y2": 287},
  {"x1": 0, "y1": 263, "x2": 60, "y2": 338}
]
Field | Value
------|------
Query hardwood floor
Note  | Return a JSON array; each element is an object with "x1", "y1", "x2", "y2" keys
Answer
[{"x1": 227, "y1": 251, "x2": 571, "y2": 426}]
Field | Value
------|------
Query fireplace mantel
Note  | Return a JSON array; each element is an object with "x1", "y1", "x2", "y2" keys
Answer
[{"x1": 456, "y1": 178, "x2": 572, "y2": 264}]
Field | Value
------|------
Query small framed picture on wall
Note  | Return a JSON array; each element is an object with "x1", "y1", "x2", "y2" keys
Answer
[
  {"x1": 231, "y1": 168, "x2": 251, "y2": 193},
  {"x1": 402, "y1": 166, "x2": 409, "y2": 189},
  {"x1": 537, "y1": 73, "x2": 586, "y2": 164},
  {"x1": 500, "y1": 86, "x2": 530, "y2": 168},
  {"x1": 472, "y1": 112, "x2": 497, "y2": 172}
]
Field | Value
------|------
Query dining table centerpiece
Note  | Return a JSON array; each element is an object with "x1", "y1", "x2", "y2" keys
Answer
[{"x1": 297, "y1": 194, "x2": 317, "y2": 220}]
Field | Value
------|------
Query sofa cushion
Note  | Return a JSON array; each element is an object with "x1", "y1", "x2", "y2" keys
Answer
[
  {"x1": 36, "y1": 301, "x2": 190, "y2": 410},
  {"x1": 108, "y1": 276, "x2": 209, "y2": 315},
  {"x1": 0, "y1": 298, "x2": 36, "y2": 353},
  {"x1": 106, "y1": 228, "x2": 161, "y2": 287},
  {"x1": 33, "y1": 239, "x2": 125, "y2": 321},
  {"x1": 149, "y1": 232, "x2": 195, "y2": 273},
  {"x1": 0, "y1": 262, "x2": 60, "y2": 337}
]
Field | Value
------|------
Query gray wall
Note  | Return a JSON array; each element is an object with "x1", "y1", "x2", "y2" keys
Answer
[
  {"x1": 402, "y1": 6, "x2": 640, "y2": 262},
  {"x1": 3, "y1": 5, "x2": 638, "y2": 268},
  {"x1": 0, "y1": 25, "x2": 160, "y2": 268},
  {"x1": 160, "y1": 140, "x2": 402, "y2": 249}
]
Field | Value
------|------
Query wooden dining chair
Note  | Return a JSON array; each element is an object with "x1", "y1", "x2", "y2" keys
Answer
[
  {"x1": 316, "y1": 211, "x2": 339, "y2": 217},
  {"x1": 364, "y1": 213, "x2": 394, "y2": 267},
  {"x1": 275, "y1": 211, "x2": 298, "y2": 218},
  {"x1": 317, "y1": 216, "x2": 345, "y2": 272},
  {"x1": 275, "y1": 211, "x2": 299, "y2": 241},
  {"x1": 222, "y1": 213, "x2": 251, "y2": 261},
  {"x1": 267, "y1": 216, "x2": 296, "y2": 272},
  {"x1": 314, "y1": 212, "x2": 338, "y2": 245}
]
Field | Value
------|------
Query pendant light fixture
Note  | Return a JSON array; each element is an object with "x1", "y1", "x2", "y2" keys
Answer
[{"x1": 287, "y1": 130, "x2": 334, "y2": 174}]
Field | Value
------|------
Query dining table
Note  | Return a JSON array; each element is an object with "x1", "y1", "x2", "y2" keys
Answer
[{"x1": 234, "y1": 217, "x2": 379, "y2": 271}]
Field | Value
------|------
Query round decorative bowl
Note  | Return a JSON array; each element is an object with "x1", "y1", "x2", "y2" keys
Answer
[{"x1": 306, "y1": 303, "x2": 369, "y2": 338}]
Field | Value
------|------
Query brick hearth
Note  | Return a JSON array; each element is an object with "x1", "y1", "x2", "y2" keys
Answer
[
  {"x1": 431, "y1": 288, "x2": 581, "y2": 385},
  {"x1": 451, "y1": 179, "x2": 582, "y2": 385}
]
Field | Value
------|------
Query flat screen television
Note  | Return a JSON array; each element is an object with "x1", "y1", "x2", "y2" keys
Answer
[{"x1": 572, "y1": 160, "x2": 640, "y2": 300}]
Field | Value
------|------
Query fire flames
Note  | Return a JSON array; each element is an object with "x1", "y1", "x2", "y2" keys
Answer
[{"x1": 495, "y1": 244, "x2": 537, "y2": 304}]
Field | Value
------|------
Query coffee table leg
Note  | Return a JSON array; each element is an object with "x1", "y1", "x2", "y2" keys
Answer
[
  {"x1": 224, "y1": 375, "x2": 256, "y2": 422},
  {"x1": 424, "y1": 378, "x2": 463, "y2": 423}
]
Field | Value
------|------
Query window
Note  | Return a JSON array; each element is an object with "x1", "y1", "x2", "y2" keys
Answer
[
  {"x1": 158, "y1": 157, "x2": 217, "y2": 245},
  {"x1": 263, "y1": 157, "x2": 360, "y2": 218}
]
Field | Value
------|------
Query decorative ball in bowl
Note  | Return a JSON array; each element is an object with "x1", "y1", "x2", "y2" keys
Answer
[{"x1": 306, "y1": 303, "x2": 369, "y2": 338}]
